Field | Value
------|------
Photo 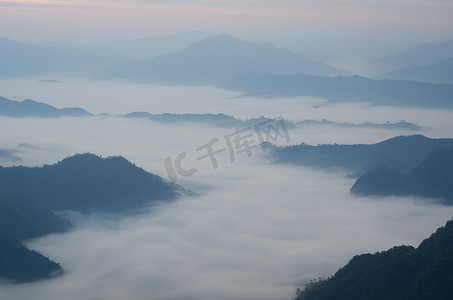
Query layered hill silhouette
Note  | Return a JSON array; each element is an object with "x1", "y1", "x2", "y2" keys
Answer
[
  {"x1": 0, "y1": 96, "x2": 91, "y2": 118},
  {"x1": 0, "y1": 153, "x2": 186, "y2": 283},
  {"x1": 295, "y1": 218, "x2": 453, "y2": 300},
  {"x1": 296, "y1": 120, "x2": 420, "y2": 131},
  {"x1": 351, "y1": 146, "x2": 453, "y2": 204},
  {"x1": 367, "y1": 39, "x2": 453, "y2": 74},
  {"x1": 1, "y1": 96, "x2": 420, "y2": 132},
  {"x1": 124, "y1": 112, "x2": 297, "y2": 128},
  {"x1": 99, "y1": 33, "x2": 347, "y2": 85},
  {"x1": 79, "y1": 31, "x2": 210, "y2": 61},
  {"x1": 0, "y1": 32, "x2": 210, "y2": 79},
  {"x1": 219, "y1": 72, "x2": 453, "y2": 109},
  {"x1": 265, "y1": 135, "x2": 453, "y2": 176},
  {"x1": 380, "y1": 58, "x2": 453, "y2": 84},
  {"x1": 124, "y1": 112, "x2": 419, "y2": 130},
  {"x1": 0, "y1": 192, "x2": 71, "y2": 283}
]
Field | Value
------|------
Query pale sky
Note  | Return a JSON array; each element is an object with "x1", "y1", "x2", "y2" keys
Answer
[{"x1": 0, "y1": 0, "x2": 452, "y2": 43}]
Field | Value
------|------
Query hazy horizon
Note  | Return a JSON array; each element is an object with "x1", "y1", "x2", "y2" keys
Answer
[{"x1": 1, "y1": 0, "x2": 453, "y2": 43}]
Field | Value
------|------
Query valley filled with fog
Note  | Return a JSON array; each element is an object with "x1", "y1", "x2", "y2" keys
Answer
[
  {"x1": 2, "y1": 0, "x2": 453, "y2": 298},
  {"x1": 1, "y1": 78, "x2": 453, "y2": 299}
]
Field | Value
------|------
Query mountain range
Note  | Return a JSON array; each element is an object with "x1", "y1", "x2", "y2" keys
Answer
[
  {"x1": 1, "y1": 96, "x2": 420, "y2": 132},
  {"x1": 0, "y1": 96, "x2": 91, "y2": 118},
  {"x1": 219, "y1": 72, "x2": 453, "y2": 109},
  {"x1": 0, "y1": 32, "x2": 212, "y2": 79},
  {"x1": 2, "y1": 34, "x2": 453, "y2": 110},
  {"x1": 99, "y1": 33, "x2": 348, "y2": 85},
  {"x1": 380, "y1": 58, "x2": 453, "y2": 84},
  {"x1": 0, "y1": 33, "x2": 347, "y2": 83},
  {"x1": 296, "y1": 120, "x2": 420, "y2": 131},
  {"x1": 367, "y1": 40, "x2": 453, "y2": 74},
  {"x1": 264, "y1": 135, "x2": 453, "y2": 176}
]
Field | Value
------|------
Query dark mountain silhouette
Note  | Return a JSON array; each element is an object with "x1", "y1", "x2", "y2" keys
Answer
[
  {"x1": 0, "y1": 231, "x2": 63, "y2": 284},
  {"x1": 351, "y1": 146, "x2": 453, "y2": 204},
  {"x1": 367, "y1": 39, "x2": 453, "y2": 74},
  {"x1": 0, "y1": 192, "x2": 70, "y2": 283},
  {"x1": 0, "y1": 153, "x2": 188, "y2": 283},
  {"x1": 350, "y1": 164, "x2": 410, "y2": 196},
  {"x1": 0, "y1": 96, "x2": 91, "y2": 117},
  {"x1": 0, "y1": 193, "x2": 72, "y2": 240},
  {"x1": 295, "y1": 218, "x2": 453, "y2": 300},
  {"x1": 380, "y1": 58, "x2": 453, "y2": 84},
  {"x1": 0, "y1": 153, "x2": 185, "y2": 212},
  {"x1": 265, "y1": 135, "x2": 453, "y2": 176},
  {"x1": 99, "y1": 33, "x2": 348, "y2": 85},
  {"x1": 219, "y1": 72, "x2": 453, "y2": 109}
]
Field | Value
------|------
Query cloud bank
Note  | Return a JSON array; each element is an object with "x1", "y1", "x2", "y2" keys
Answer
[{"x1": 1, "y1": 81, "x2": 453, "y2": 299}]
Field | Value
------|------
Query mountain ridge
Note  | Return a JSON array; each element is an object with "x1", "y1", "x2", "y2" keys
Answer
[
  {"x1": 0, "y1": 153, "x2": 188, "y2": 283},
  {"x1": 265, "y1": 135, "x2": 453, "y2": 176},
  {"x1": 0, "y1": 96, "x2": 91, "y2": 118},
  {"x1": 219, "y1": 72, "x2": 453, "y2": 109},
  {"x1": 295, "y1": 218, "x2": 453, "y2": 300},
  {"x1": 351, "y1": 146, "x2": 453, "y2": 204},
  {"x1": 99, "y1": 33, "x2": 348, "y2": 85},
  {"x1": 380, "y1": 57, "x2": 453, "y2": 84},
  {"x1": 367, "y1": 39, "x2": 453, "y2": 73}
]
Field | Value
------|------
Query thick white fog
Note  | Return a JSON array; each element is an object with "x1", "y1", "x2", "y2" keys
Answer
[
  {"x1": 2, "y1": 78, "x2": 453, "y2": 133},
  {"x1": 1, "y1": 79, "x2": 453, "y2": 299},
  {"x1": 1, "y1": 160, "x2": 452, "y2": 300}
]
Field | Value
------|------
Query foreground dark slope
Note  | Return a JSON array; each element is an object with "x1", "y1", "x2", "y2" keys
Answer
[
  {"x1": 0, "y1": 153, "x2": 186, "y2": 283},
  {"x1": 351, "y1": 146, "x2": 453, "y2": 204},
  {"x1": 296, "y1": 219, "x2": 453, "y2": 300},
  {"x1": 0, "y1": 192, "x2": 71, "y2": 283},
  {"x1": 0, "y1": 231, "x2": 63, "y2": 284},
  {"x1": 266, "y1": 135, "x2": 453, "y2": 176}
]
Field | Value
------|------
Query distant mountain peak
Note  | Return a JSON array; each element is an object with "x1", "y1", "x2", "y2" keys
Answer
[
  {"x1": 100, "y1": 33, "x2": 347, "y2": 84},
  {"x1": 183, "y1": 33, "x2": 246, "y2": 50},
  {"x1": 0, "y1": 96, "x2": 91, "y2": 118}
]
